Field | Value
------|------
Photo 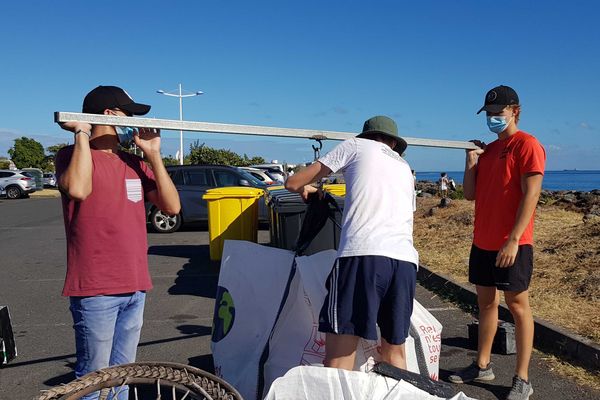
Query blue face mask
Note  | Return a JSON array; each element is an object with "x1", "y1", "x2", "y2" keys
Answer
[
  {"x1": 486, "y1": 116, "x2": 512, "y2": 134},
  {"x1": 115, "y1": 126, "x2": 136, "y2": 147}
]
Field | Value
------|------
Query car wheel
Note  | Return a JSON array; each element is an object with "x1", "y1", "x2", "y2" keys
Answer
[
  {"x1": 150, "y1": 208, "x2": 182, "y2": 233},
  {"x1": 6, "y1": 186, "x2": 23, "y2": 199}
]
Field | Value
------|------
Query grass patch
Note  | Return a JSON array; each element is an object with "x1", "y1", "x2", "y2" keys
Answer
[
  {"x1": 415, "y1": 197, "x2": 599, "y2": 342},
  {"x1": 414, "y1": 197, "x2": 600, "y2": 387},
  {"x1": 535, "y1": 351, "x2": 600, "y2": 390}
]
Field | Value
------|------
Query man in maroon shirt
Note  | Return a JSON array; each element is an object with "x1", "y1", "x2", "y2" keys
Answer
[{"x1": 55, "y1": 86, "x2": 180, "y2": 398}]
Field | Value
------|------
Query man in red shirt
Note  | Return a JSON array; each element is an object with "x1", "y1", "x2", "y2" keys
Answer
[
  {"x1": 55, "y1": 86, "x2": 180, "y2": 398},
  {"x1": 449, "y1": 86, "x2": 545, "y2": 400}
]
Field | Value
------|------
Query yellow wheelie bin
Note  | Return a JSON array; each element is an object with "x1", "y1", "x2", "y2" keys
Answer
[{"x1": 203, "y1": 187, "x2": 265, "y2": 261}]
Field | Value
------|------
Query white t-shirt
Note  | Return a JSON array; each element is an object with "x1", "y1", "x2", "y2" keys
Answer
[
  {"x1": 439, "y1": 176, "x2": 448, "y2": 190},
  {"x1": 318, "y1": 138, "x2": 419, "y2": 266}
]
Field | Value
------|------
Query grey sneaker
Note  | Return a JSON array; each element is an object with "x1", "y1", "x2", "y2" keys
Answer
[
  {"x1": 448, "y1": 361, "x2": 495, "y2": 384},
  {"x1": 506, "y1": 375, "x2": 533, "y2": 400}
]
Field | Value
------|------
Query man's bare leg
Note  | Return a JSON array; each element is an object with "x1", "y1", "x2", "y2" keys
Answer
[
  {"x1": 476, "y1": 285, "x2": 500, "y2": 368},
  {"x1": 504, "y1": 290, "x2": 534, "y2": 381},
  {"x1": 379, "y1": 338, "x2": 407, "y2": 369},
  {"x1": 324, "y1": 333, "x2": 359, "y2": 370}
]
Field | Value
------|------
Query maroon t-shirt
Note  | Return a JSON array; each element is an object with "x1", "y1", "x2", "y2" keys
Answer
[{"x1": 55, "y1": 146, "x2": 157, "y2": 296}]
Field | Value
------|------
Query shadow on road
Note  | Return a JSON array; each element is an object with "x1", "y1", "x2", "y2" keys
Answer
[
  {"x1": 43, "y1": 363, "x2": 76, "y2": 387},
  {"x1": 148, "y1": 244, "x2": 220, "y2": 299},
  {"x1": 188, "y1": 354, "x2": 215, "y2": 373},
  {"x1": 442, "y1": 336, "x2": 476, "y2": 351},
  {"x1": 437, "y1": 368, "x2": 510, "y2": 400},
  {"x1": 37, "y1": 326, "x2": 213, "y2": 387}
]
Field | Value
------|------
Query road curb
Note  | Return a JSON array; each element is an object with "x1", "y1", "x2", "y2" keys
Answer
[
  {"x1": 417, "y1": 265, "x2": 600, "y2": 371},
  {"x1": 29, "y1": 190, "x2": 61, "y2": 198}
]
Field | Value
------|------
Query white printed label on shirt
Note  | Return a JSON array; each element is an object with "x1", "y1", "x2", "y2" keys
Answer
[{"x1": 125, "y1": 179, "x2": 142, "y2": 202}]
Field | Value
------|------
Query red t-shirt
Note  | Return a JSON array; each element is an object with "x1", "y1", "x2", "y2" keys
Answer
[
  {"x1": 473, "y1": 131, "x2": 546, "y2": 251},
  {"x1": 55, "y1": 146, "x2": 157, "y2": 296}
]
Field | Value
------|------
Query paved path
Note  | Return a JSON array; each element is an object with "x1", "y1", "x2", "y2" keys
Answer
[{"x1": 0, "y1": 198, "x2": 597, "y2": 399}]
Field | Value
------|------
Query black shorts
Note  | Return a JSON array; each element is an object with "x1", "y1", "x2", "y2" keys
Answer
[
  {"x1": 468, "y1": 244, "x2": 533, "y2": 292},
  {"x1": 318, "y1": 256, "x2": 417, "y2": 345}
]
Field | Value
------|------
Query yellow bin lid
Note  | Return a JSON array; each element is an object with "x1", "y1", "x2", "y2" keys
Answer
[
  {"x1": 203, "y1": 186, "x2": 264, "y2": 200},
  {"x1": 323, "y1": 183, "x2": 346, "y2": 196}
]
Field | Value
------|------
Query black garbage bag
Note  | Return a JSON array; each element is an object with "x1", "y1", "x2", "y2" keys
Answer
[
  {"x1": 373, "y1": 362, "x2": 457, "y2": 398},
  {"x1": 294, "y1": 191, "x2": 341, "y2": 256},
  {"x1": 1, "y1": 306, "x2": 17, "y2": 365}
]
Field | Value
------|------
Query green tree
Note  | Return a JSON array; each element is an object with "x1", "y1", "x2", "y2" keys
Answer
[
  {"x1": 8, "y1": 137, "x2": 47, "y2": 169},
  {"x1": 44, "y1": 142, "x2": 70, "y2": 172},
  {"x1": 0, "y1": 158, "x2": 10, "y2": 169},
  {"x1": 46, "y1": 143, "x2": 69, "y2": 159},
  {"x1": 186, "y1": 141, "x2": 265, "y2": 166},
  {"x1": 242, "y1": 154, "x2": 266, "y2": 166},
  {"x1": 162, "y1": 155, "x2": 179, "y2": 166}
]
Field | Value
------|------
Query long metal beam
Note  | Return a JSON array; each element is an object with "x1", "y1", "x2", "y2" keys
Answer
[{"x1": 54, "y1": 112, "x2": 479, "y2": 150}]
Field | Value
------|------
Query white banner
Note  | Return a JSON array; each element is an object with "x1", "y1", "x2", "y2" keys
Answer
[
  {"x1": 211, "y1": 241, "x2": 295, "y2": 400},
  {"x1": 211, "y1": 241, "x2": 443, "y2": 399}
]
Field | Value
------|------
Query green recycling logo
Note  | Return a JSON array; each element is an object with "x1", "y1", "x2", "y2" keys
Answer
[{"x1": 212, "y1": 286, "x2": 235, "y2": 343}]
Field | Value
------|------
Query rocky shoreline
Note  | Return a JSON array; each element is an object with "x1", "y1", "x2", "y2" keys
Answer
[{"x1": 416, "y1": 180, "x2": 600, "y2": 221}]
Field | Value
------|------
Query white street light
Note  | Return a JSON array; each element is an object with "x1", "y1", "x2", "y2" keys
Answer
[{"x1": 156, "y1": 83, "x2": 203, "y2": 165}]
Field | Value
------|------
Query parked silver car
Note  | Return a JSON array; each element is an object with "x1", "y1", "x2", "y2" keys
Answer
[
  {"x1": 43, "y1": 172, "x2": 57, "y2": 187},
  {"x1": 0, "y1": 169, "x2": 37, "y2": 199}
]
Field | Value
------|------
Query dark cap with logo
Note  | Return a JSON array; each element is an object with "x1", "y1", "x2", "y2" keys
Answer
[
  {"x1": 357, "y1": 115, "x2": 408, "y2": 155},
  {"x1": 477, "y1": 85, "x2": 519, "y2": 114},
  {"x1": 82, "y1": 85, "x2": 151, "y2": 115}
]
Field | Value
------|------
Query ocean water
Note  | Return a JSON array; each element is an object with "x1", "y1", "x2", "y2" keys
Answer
[{"x1": 416, "y1": 170, "x2": 600, "y2": 192}]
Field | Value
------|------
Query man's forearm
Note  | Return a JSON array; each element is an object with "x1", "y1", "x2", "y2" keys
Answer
[
  {"x1": 463, "y1": 154, "x2": 478, "y2": 201},
  {"x1": 147, "y1": 154, "x2": 181, "y2": 215},
  {"x1": 59, "y1": 134, "x2": 93, "y2": 201},
  {"x1": 285, "y1": 162, "x2": 331, "y2": 192},
  {"x1": 508, "y1": 189, "x2": 540, "y2": 243}
]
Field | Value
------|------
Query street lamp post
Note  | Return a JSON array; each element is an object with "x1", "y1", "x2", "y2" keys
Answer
[{"x1": 157, "y1": 83, "x2": 203, "y2": 165}]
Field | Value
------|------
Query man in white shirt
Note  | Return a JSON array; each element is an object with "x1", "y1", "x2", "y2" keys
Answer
[{"x1": 285, "y1": 116, "x2": 418, "y2": 371}]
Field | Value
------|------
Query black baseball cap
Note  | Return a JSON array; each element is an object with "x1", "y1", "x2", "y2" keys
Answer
[
  {"x1": 82, "y1": 85, "x2": 151, "y2": 115},
  {"x1": 477, "y1": 85, "x2": 519, "y2": 114}
]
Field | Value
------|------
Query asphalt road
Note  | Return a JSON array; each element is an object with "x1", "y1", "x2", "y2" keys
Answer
[{"x1": 0, "y1": 197, "x2": 597, "y2": 399}]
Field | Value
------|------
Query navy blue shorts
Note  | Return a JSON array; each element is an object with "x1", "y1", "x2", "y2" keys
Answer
[{"x1": 318, "y1": 256, "x2": 417, "y2": 345}]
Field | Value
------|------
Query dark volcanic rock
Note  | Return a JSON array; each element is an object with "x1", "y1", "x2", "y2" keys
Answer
[
  {"x1": 440, "y1": 197, "x2": 452, "y2": 208},
  {"x1": 416, "y1": 181, "x2": 438, "y2": 195},
  {"x1": 416, "y1": 180, "x2": 600, "y2": 214}
]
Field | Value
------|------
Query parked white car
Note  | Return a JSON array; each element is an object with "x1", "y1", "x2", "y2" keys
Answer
[
  {"x1": 241, "y1": 167, "x2": 277, "y2": 185},
  {"x1": 250, "y1": 166, "x2": 286, "y2": 183},
  {"x1": 0, "y1": 169, "x2": 37, "y2": 199}
]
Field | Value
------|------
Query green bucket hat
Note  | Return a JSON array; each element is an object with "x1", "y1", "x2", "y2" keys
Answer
[{"x1": 357, "y1": 115, "x2": 408, "y2": 155}]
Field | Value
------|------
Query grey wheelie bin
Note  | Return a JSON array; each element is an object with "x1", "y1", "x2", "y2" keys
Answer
[{"x1": 265, "y1": 188, "x2": 344, "y2": 256}]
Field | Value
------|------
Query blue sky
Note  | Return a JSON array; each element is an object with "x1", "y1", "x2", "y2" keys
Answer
[{"x1": 1, "y1": 0, "x2": 598, "y2": 171}]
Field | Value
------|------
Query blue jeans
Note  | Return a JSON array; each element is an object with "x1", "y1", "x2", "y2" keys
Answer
[{"x1": 70, "y1": 291, "x2": 146, "y2": 400}]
